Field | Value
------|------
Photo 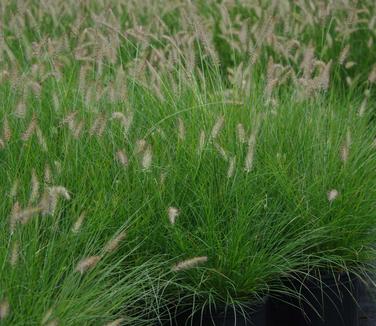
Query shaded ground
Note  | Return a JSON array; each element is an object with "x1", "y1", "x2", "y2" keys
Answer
[{"x1": 359, "y1": 282, "x2": 376, "y2": 325}]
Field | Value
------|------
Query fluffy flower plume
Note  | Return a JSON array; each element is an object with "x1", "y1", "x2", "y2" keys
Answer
[
  {"x1": 172, "y1": 256, "x2": 208, "y2": 272},
  {"x1": 177, "y1": 118, "x2": 186, "y2": 141},
  {"x1": 227, "y1": 156, "x2": 236, "y2": 178},
  {"x1": 327, "y1": 189, "x2": 339, "y2": 202},
  {"x1": 244, "y1": 133, "x2": 257, "y2": 172},
  {"x1": 141, "y1": 145, "x2": 153, "y2": 170},
  {"x1": 135, "y1": 139, "x2": 147, "y2": 154},
  {"x1": 72, "y1": 212, "x2": 86, "y2": 233},
  {"x1": 21, "y1": 114, "x2": 37, "y2": 141},
  {"x1": 198, "y1": 130, "x2": 206, "y2": 154},
  {"x1": 236, "y1": 123, "x2": 246, "y2": 144},
  {"x1": 89, "y1": 114, "x2": 107, "y2": 136},
  {"x1": 340, "y1": 130, "x2": 351, "y2": 163},
  {"x1": 0, "y1": 299, "x2": 10, "y2": 320},
  {"x1": 213, "y1": 142, "x2": 228, "y2": 161},
  {"x1": 3, "y1": 116, "x2": 11, "y2": 142},
  {"x1": 167, "y1": 207, "x2": 180, "y2": 225},
  {"x1": 105, "y1": 319, "x2": 124, "y2": 326},
  {"x1": 10, "y1": 241, "x2": 19, "y2": 267},
  {"x1": 112, "y1": 111, "x2": 133, "y2": 135},
  {"x1": 29, "y1": 168, "x2": 40, "y2": 204},
  {"x1": 103, "y1": 231, "x2": 127, "y2": 253},
  {"x1": 75, "y1": 256, "x2": 101, "y2": 274},
  {"x1": 211, "y1": 115, "x2": 224, "y2": 139},
  {"x1": 116, "y1": 149, "x2": 128, "y2": 167},
  {"x1": 40, "y1": 186, "x2": 71, "y2": 216}
]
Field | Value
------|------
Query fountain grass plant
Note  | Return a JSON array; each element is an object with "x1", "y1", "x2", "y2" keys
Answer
[{"x1": 2, "y1": 64, "x2": 375, "y2": 324}]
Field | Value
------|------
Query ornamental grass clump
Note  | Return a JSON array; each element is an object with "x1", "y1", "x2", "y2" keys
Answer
[{"x1": 1, "y1": 0, "x2": 376, "y2": 323}]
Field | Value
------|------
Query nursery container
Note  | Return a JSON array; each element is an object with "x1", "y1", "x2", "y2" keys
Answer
[
  {"x1": 161, "y1": 301, "x2": 266, "y2": 326},
  {"x1": 266, "y1": 272, "x2": 359, "y2": 326}
]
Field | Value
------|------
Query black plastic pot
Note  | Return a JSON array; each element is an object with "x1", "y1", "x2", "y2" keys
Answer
[
  {"x1": 266, "y1": 272, "x2": 359, "y2": 326},
  {"x1": 161, "y1": 301, "x2": 266, "y2": 326}
]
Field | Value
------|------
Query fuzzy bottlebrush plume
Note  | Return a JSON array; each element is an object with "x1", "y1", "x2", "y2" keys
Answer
[
  {"x1": 358, "y1": 98, "x2": 367, "y2": 117},
  {"x1": 116, "y1": 149, "x2": 128, "y2": 167},
  {"x1": 244, "y1": 117, "x2": 262, "y2": 172},
  {"x1": 10, "y1": 241, "x2": 19, "y2": 267},
  {"x1": 36, "y1": 127, "x2": 48, "y2": 151},
  {"x1": 72, "y1": 212, "x2": 86, "y2": 233},
  {"x1": 112, "y1": 111, "x2": 133, "y2": 135},
  {"x1": 9, "y1": 179, "x2": 19, "y2": 198},
  {"x1": 213, "y1": 142, "x2": 228, "y2": 161},
  {"x1": 338, "y1": 45, "x2": 350, "y2": 65},
  {"x1": 29, "y1": 168, "x2": 40, "y2": 204},
  {"x1": 41, "y1": 308, "x2": 53, "y2": 325},
  {"x1": 21, "y1": 114, "x2": 37, "y2": 141},
  {"x1": 18, "y1": 206, "x2": 42, "y2": 225},
  {"x1": 244, "y1": 133, "x2": 257, "y2": 172},
  {"x1": 105, "y1": 319, "x2": 124, "y2": 326},
  {"x1": 14, "y1": 101, "x2": 26, "y2": 118},
  {"x1": 160, "y1": 171, "x2": 167, "y2": 186},
  {"x1": 44, "y1": 164, "x2": 52, "y2": 184},
  {"x1": 135, "y1": 139, "x2": 147, "y2": 154},
  {"x1": 319, "y1": 60, "x2": 332, "y2": 91},
  {"x1": 211, "y1": 115, "x2": 225, "y2": 139},
  {"x1": 198, "y1": 130, "x2": 206, "y2": 154},
  {"x1": 9, "y1": 201, "x2": 21, "y2": 234},
  {"x1": 172, "y1": 256, "x2": 208, "y2": 272},
  {"x1": 177, "y1": 118, "x2": 186, "y2": 141},
  {"x1": 345, "y1": 61, "x2": 356, "y2": 69},
  {"x1": 167, "y1": 207, "x2": 180, "y2": 225},
  {"x1": 3, "y1": 116, "x2": 11, "y2": 142},
  {"x1": 40, "y1": 186, "x2": 71, "y2": 216},
  {"x1": 54, "y1": 161, "x2": 62, "y2": 174},
  {"x1": 45, "y1": 319, "x2": 59, "y2": 326},
  {"x1": 301, "y1": 44, "x2": 315, "y2": 79},
  {"x1": 0, "y1": 138, "x2": 4, "y2": 149},
  {"x1": 227, "y1": 156, "x2": 236, "y2": 178},
  {"x1": 368, "y1": 64, "x2": 376, "y2": 84},
  {"x1": 62, "y1": 112, "x2": 78, "y2": 130},
  {"x1": 327, "y1": 189, "x2": 339, "y2": 202},
  {"x1": 72, "y1": 120, "x2": 84, "y2": 139},
  {"x1": 340, "y1": 130, "x2": 351, "y2": 163},
  {"x1": 75, "y1": 256, "x2": 101, "y2": 274},
  {"x1": 141, "y1": 145, "x2": 153, "y2": 171},
  {"x1": 103, "y1": 231, "x2": 127, "y2": 254},
  {"x1": 89, "y1": 114, "x2": 107, "y2": 137},
  {"x1": 0, "y1": 299, "x2": 9, "y2": 320},
  {"x1": 236, "y1": 123, "x2": 246, "y2": 144}
]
